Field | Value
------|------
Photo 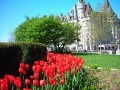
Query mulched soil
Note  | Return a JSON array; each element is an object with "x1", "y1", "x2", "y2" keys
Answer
[{"x1": 93, "y1": 69, "x2": 120, "y2": 90}]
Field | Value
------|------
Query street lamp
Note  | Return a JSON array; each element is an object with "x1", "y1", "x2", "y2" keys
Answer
[{"x1": 116, "y1": 39, "x2": 120, "y2": 49}]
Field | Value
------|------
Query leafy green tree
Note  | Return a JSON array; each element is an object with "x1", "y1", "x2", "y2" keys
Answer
[
  {"x1": 14, "y1": 15, "x2": 61, "y2": 43},
  {"x1": 89, "y1": 4, "x2": 114, "y2": 52},
  {"x1": 14, "y1": 15, "x2": 79, "y2": 52},
  {"x1": 59, "y1": 22, "x2": 80, "y2": 52}
]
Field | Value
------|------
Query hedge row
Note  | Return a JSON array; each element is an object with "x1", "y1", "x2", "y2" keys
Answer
[{"x1": 0, "y1": 42, "x2": 47, "y2": 78}]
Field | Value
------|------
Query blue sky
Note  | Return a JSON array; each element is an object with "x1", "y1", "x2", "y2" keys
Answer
[{"x1": 0, "y1": 0, "x2": 120, "y2": 42}]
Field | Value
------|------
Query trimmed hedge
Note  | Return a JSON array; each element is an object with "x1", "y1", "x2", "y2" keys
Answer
[{"x1": 0, "y1": 42, "x2": 47, "y2": 78}]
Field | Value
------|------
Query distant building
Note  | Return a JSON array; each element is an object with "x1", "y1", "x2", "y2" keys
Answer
[{"x1": 60, "y1": 0, "x2": 120, "y2": 51}]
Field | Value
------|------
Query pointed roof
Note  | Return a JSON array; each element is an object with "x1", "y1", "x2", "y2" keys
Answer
[
  {"x1": 104, "y1": 0, "x2": 110, "y2": 8},
  {"x1": 108, "y1": 6, "x2": 114, "y2": 14},
  {"x1": 85, "y1": 3, "x2": 92, "y2": 16},
  {"x1": 79, "y1": 0, "x2": 84, "y2": 3}
]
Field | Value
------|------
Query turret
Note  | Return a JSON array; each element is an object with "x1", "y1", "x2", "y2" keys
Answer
[
  {"x1": 85, "y1": 3, "x2": 92, "y2": 16},
  {"x1": 104, "y1": 0, "x2": 110, "y2": 9},
  {"x1": 77, "y1": 0, "x2": 85, "y2": 19}
]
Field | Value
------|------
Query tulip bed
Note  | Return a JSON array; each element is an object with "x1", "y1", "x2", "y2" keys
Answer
[{"x1": 0, "y1": 52, "x2": 85, "y2": 90}]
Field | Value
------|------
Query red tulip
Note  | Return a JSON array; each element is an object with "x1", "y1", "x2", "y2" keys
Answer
[
  {"x1": 60, "y1": 79, "x2": 64, "y2": 84},
  {"x1": 19, "y1": 68, "x2": 24, "y2": 73},
  {"x1": 14, "y1": 78, "x2": 21, "y2": 88},
  {"x1": 40, "y1": 80, "x2": 46, "y2": 86},
  {"x1": 1, "y1": 83, "x2": 8, "y2": 90},
  {"x1": 49, "y1": 77, "x2": 55, "y2": 84},
  {"x1": 32, "y1": 65, "x2": 37, "y2": 72},
  {"x1": 72, "y1": 70, "x2": 76, "y2": 74},
  {"x1": 71, "y1": 65, "x2": 74, "y2": 69},
  {"x1": 77, "y1": 66, "x2": 81, "y2": 70},
  {"x1": 39, "y1": 60, "x2": 46, "y2": 66},
  {"x1": 48, "y1": 58, "x2": 53, "y2": 63},
  {"x1": 4, "y1": 74, "x2": 10, "y2": 80},
  {"x1": 33, "y1": 79, "x2": 38, "y2": 86},
  {"x1": 25, "y1": 64, "x2": 29, "y2": 70},
  {"x1": 9, "y1": 75, "x2": 15, "y2": 83},
  {"x1": 25, "y1": 78, "x2": 30, "y2": 85},
  {"x1": 22, "y1": 70, "x2": 26, "y2": 75},
  {"x1": 49, "y1": 77, "x2": 57, "y2": 86},
  {"x1": 45, "y1": 69, "x2": 50, "y2": 77},
  {"x1": 34, "y1": 73, "x2": 39, "y2": 79},
  {"x1": 19, "y1": 68, "x2": 26, "y2": 75},
  {"x1": 81, "y1": 60, "x2": 84, "y2": 64},
  {"x1": 57, "y1": 68, "x2": 63, "y2": 74},
  {"x1": 56, "y1": 73, "x2": 63, "y2": 78},
  {"x1": 30, "y1": 75, "x2": 34, "y2": 80},
  {"x1": 32, "y1": 65, "x2": 41, "y2": 73},
  {"x1": 23, "y1": 88, "x2": 32, "y2": 90},
  {"x1": 51, "y1": 81, "x2": 57, "y2": 86},
  {"x1": 0, "y1": 79, "x2": 8, "y2": 90},
  {"x1": 34, "y1": 61, "x2": 39, "y2": 65},
  {"x1": 20, "y1": 62, "x2": 25, "y2": 68},
  {"x1": 16, "y1": 77, "x2": 21, "y2": 81},
  {"x1": 65, "y1": 64, "x2": 71, "y2": 71}
]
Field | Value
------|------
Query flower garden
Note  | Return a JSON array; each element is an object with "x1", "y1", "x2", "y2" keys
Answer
[{"x1": 0, "y1": 52, "x2": 85, "y2": 90}]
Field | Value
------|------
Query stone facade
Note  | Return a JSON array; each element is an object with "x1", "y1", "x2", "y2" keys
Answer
[{"x1": 60, "y1": 0, "x2": 120, "y2": 51}]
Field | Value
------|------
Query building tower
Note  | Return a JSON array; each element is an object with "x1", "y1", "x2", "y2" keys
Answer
[
  {"x1": 77, "y1": 0, "x2": 85, "y2": 19},
  {"x1": 104, "y1": 0, "x2": 116, "y2": 43},
  {"x1": 104, "y1": 0, "x2": 110, "y2": 8},
  {"x1": 63, "y1": 0, "x2": 120, "y2": 52}
]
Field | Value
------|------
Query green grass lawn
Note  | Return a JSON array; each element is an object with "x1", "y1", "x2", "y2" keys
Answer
[{"x1": 72, "y1": 52, "x2": 120, "y2": 69}]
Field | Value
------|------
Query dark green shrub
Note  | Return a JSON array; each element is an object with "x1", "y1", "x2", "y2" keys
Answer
[
  {"x1": 0, "y1": 43, "x2": 22, "y2": 78},
  {"x1": 20, "y1": 43, "x2": 47, "y2": 77},
  {"x1": 0, "y1": 42, "x2": 46, "y2": 78},
  {"x1": 19, "y1": 42, "x2": 47, "y2": 63}
]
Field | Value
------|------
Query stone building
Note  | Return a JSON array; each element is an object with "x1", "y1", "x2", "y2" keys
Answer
[{"x1": 60, "y1": 0, "x2": 120, "y2": 51}]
